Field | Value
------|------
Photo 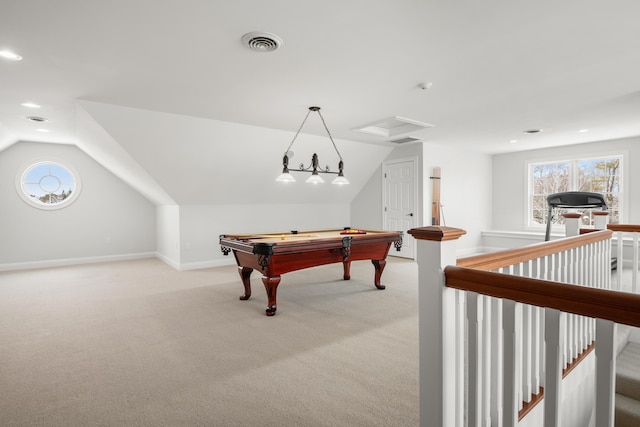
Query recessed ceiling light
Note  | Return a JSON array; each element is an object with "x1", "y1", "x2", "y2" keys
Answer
[
  {"x1": 523, "y1": 129, "x2": 543, "y2": 134},
  {"x1": 35, "y1": 128, "x2": 50, "y2": 133},
  {"x1": 509, "y1": 139, "x2": 518, "y2": 144},
  {"x1": 21, "y1": 102, "x2": 42, "y2": 109},
  {"x1": 26, "y1": 116, "x2": 48, "y2": 122},
  {"x1": 579, "y1": 129, "x2": 589, "y2": 133},
  {"x1": 0, "y1": 50, "x2": 22, "y2": 60}
]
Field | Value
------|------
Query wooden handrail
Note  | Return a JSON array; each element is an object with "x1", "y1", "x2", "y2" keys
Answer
[
  {"x1": 444, "y1": 265, "x2": 640, "y2": 327},
  {"x1": 457, "y1": 230, "x2": 612, "y2": 270},
  {"x1": 607, "y1": 224, "x2": 640, "y2": 233}
]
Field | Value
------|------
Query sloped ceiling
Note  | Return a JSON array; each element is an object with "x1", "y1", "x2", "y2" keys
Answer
[
  {"x1": 1, "y1": 1, "x2": 640, "y2": 205},
  {"x1": 79, "y1": 100, "x2": 392, "y2": 205}
]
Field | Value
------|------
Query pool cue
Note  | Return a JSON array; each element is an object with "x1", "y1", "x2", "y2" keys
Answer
[
  {"x1": 234, "y1": 233, "x2": 317, "y2": 240},
  {"x1": 431, "y1": 166, "x2": 441, "y2": 226}
]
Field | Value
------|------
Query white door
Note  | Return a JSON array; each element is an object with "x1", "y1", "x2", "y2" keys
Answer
[{"x1": 383, "y1": 158, "x2": 418, "y2": 259}]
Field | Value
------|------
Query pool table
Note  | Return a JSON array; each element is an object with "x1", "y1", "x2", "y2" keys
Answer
[{"x1": 220, "y1": 228, "x2": 403, "y2": 316}]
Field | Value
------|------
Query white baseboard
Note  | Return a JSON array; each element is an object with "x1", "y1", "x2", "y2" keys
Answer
[
  {"x1": 0, "y1": 252, "x2": 156, "y2": 272},
  {"x1": 154, "y1": 252, "x2": 180, "y2": 270},
  {"x1": 456, "y1": 246, "x2": 494, "y2": 258},
  {"x1": 175, "y1": 258, "x2": 236, "y2": 271},
  {"x1": 0, "y1": 252, "x2": 238, "y2": 273}
]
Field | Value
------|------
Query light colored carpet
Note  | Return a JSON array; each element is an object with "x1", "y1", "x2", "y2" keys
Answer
[
  {"x1": 616, "y1": 342, "x2": 640, "y2": 427},
  {"x1": 0, "y1": 257, "x2": 419, "y2": 426}
]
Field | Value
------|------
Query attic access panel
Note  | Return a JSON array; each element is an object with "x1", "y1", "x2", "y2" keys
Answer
[{"x1": 353, "y1": 116, "x2": 433, "y2": 138}]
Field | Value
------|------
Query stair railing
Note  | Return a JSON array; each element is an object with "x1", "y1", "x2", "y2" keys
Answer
[{"x1": 409, "y1": 226, "x2": 640, "y2": 427}]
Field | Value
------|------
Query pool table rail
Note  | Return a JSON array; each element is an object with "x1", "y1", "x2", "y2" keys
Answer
[{"x1": 219, "y1": 228, "x2": 403, "y2": 316}]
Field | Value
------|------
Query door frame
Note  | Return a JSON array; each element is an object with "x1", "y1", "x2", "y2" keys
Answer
[{"x1": 382, "y1": 156, "x2": 419, "y2": 260}]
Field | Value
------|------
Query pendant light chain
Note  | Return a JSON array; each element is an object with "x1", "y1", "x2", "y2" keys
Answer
[
  {"x1": 284, "y1": 109, "x2": 312, "y2": 155},
  {"x1": 316, "y1": 109, "x2": 343, "y2": 161},
  {"x1": 283, "y1": 107, "x2": 343, "y2": 161}
]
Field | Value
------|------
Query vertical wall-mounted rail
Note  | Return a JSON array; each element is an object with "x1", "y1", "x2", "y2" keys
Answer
[{"x1": 408, "y1": 226, "x2": 466, "y2": 427}]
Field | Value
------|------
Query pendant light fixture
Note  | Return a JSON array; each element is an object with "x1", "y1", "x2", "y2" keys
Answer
[{"x1": 276, "y1": 106, "x2": 349, "y2": 185}]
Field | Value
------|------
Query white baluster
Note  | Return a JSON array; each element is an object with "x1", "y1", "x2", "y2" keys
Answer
[
  {"x1": 615, "y1": 231, "x2": 623, "y2": 291},
  {"x1": 633, "y1": 233, "x2": 638, "y2": 294},
  {"x1": 595, "y1": 319, "x2": 617, "y2": 427},
  {"x1": 490, "y1": 297, "x2": 503, "y2": 426},
  {"x1": 468, "y1": 291, "x2": 482, "y2": 427},
  {"x1": 502, "y1": 299, "x2": 520, "y2": 427},
  {"x1": 543, "y1": 308, "x2": 564, "y2": 426},
  {"x1": 483, "y1": 296, "x2": 492, "y2": 427}
]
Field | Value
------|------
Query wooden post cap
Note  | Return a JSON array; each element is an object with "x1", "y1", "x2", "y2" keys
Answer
[
  {"x1": 408, "y1": 226, "x2": 466, "y2": 242},
  {"x1": 562, "y1": 213, "x2": 582, "y2": 219}
]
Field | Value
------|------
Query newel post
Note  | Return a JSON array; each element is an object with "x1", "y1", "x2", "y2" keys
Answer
[
  {"x1": 593, "y1": 211, "x2": 609, "y2": 230},
  {"x1": 408, "y1": 226, "x2": 466, "y2": 427},
  {"x1": 563, "y1": 212, "x2": 581, "y2": 237}
]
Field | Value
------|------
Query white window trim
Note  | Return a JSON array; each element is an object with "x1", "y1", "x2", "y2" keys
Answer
[
  {"x1": 524, "y1": 151, "x2": 626, "y2": 231},
  {"x1": 15, "y1": 158, "x2": 82, "y2": 210}
]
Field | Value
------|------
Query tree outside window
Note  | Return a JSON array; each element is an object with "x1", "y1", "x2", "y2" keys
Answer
[
  {"x1": 17, "y1": 160, "x2": 81, "y2": 210},
  {"x1": 528, "y1": 156, "x2": 621, "y2": 227}
]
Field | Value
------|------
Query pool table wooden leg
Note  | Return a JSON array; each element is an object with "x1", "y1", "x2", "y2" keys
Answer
[
  {"x1": 372, "y1": 259, "x2": 386, "y2": 289},
  {"x1": 238, "y1": 266, "x2": 253, "y2": 300},
  {"x1": 342, "y1": 260, "x2": 351, "y2": 280},
  {"x1": 262, "y1": 275, "x2": 281, "y2": 316}
]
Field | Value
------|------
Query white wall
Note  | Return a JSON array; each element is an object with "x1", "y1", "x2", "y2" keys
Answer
[
  {"x1": 156, "y1": 205, "x2": 181, "y2": 269},
  {"x1": 352, "y1": 142, "x2": 493, "y2": 256},
  {"x1": 0, "y1": 123, "x2": 14, "y2": 152},
  {"x1": 352, "y1": 143, "x2": 423, "y2": 230},
  {"x1": 492, "y1": 136, "x2": 640, "y2": 233},
  {"x1": 422, "y1": 142, "x2": 493, "y2": 255},
  {"x1": 0, "y1": 141, "x2": 156, "y2": 270},
  {"x1": 179, "y1": 203, "x2": 350, "y2": 270}
]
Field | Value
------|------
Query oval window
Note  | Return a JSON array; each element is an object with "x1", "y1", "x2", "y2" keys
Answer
[{"x1": 16, "y1": 160, "x2": 81, "y2": 209}]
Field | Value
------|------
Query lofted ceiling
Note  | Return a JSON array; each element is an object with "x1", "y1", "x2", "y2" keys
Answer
[{"x1": 1, "y1": 1, "x2": 639, "y2": 163}]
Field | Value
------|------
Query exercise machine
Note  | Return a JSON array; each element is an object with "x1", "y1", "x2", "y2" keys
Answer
[{"x1": 544, "y1": 191, "x2": 608, "y2": 241}]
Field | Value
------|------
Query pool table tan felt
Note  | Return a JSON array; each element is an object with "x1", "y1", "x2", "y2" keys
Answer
[{"x1": 220, "y1": 228, "x2": 403, "y2": 316}]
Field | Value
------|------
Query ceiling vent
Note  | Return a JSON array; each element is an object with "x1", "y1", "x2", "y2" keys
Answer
[
  {"x1": 26, "y1": 116, "x2": 48, "y2": 122},
  {"x1": 353, "y1": 116, "x2": 433, "y2": 137},
  {"x1": 389, "y1": 136, "x2": 422, "y2": 144},
  {"x1": 241, "y1": 32, "x2": 283, "y2": 52}
]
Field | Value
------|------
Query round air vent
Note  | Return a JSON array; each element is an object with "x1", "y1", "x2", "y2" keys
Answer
[{"x1": 241, "y1": 32, "x2": 283, "y2": 52}]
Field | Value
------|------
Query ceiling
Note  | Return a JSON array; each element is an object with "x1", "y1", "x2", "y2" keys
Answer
[{"x1": 1, "y1": 0, "x2": 639, "y2": 155}]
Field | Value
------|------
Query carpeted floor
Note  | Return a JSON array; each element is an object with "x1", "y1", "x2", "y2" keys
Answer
[{"x1": 0, "y1": 257, "x2": 419, "y2": 426}]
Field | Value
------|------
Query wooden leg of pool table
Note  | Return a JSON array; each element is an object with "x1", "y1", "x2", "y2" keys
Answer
[
  {"x1": 262, "y1": 275, "x2": 281, "y2": 316},
  {"x1": 238, "y1": 266, "x2": 253, "y2": 300},
  {"x1": 343, "y1": 260, "x2": 351, "y2": 280},
  {"x1": 372, "y1": 259, "x2": 387, "y2": 289}
]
